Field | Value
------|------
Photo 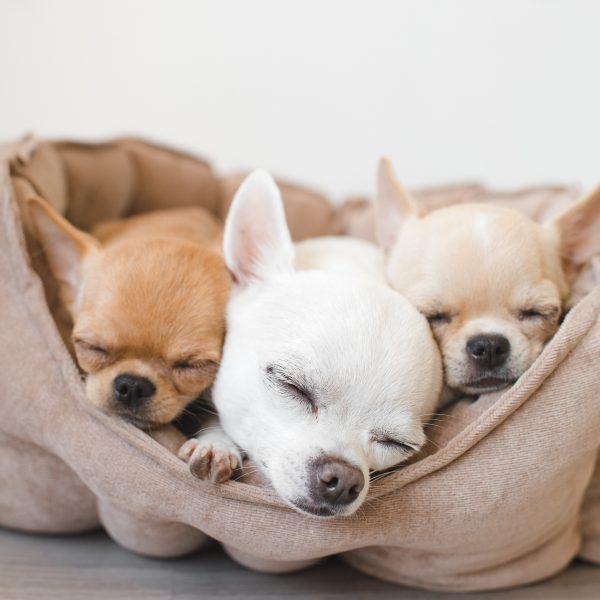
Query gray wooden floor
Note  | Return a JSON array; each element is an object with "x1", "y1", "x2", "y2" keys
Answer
[{"x1": 1, "y1": 528, "x2": 600, "y2": 600}]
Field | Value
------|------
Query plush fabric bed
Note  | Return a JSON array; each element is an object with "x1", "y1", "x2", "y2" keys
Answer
[{"x1": 1, "y1": 135, "x2": 599, "y2": 592}]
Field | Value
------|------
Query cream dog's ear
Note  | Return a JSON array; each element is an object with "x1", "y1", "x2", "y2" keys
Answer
[
  {"x1": 223, "y1": 169, "x2": 294, "y2": 286},
  {"x1": 27, "y1": 196, "x2": 100, "y2": 312},
  {"x1": 550, "y1": 185, "x2": 600, "y2": 280},
  {"x1": 375, "y1": 158, "x2": 423, "y2": 253}
]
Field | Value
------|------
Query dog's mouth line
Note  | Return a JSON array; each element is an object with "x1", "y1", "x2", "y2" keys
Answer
[
  {"x1": 461, "y1": 376, "x2": 516, "y2": 390},
  {"x1": 288, "y1": 499, "x2": 337, "y2": 518},
  {"x1": 105, "y1": 392, "x2": 196, "y2": 429},
  {"x1": 107, "y1": 408, "x2": 168, "y2": 430},
  {"x1": 288, "y1": 497, "x2": 359, "y2": 519}
]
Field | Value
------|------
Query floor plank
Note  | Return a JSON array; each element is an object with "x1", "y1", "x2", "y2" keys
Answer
[{"x1": 1, "y1": 528, "x2": 599, "y2": 599}]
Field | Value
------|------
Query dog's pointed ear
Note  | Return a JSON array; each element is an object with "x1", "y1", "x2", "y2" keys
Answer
[
  {"x1": 223, "y1": 170, "x2": 294, "y2": 286},
  {"x1": 27, "y1": 196, "x2": 100, "y2": 311},
  {"x1": 375, "y1": 158, "x2": 422, "y2": 253},
  {"x1": 550, "y1": 185, "x2": 600, "y2": 280}
]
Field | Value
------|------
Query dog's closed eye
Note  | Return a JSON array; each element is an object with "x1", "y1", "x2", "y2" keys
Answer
[
  {"x1": 73, "y1": 338, "x2": 113, "y2": 369},
  {"x1": 371, "y1": 432, "x2": 420, "y2": 455},
  {"x1": 424, "y1": 311, "x2": 453, "y2": 326},
  {"x1": 518, "y1": 306, "x2": 560, "y2": 321},
  {"x1": 172, "y1": 359, "x2": 219, "y2": 379},
  {"x1": 265, "y1": 363, "x2": 317, "y2": 414},
  {"x1": 173, "y1": 360, "x2": 196, "y2": 370},
  {"x1": 74, "y1": 338, "x2": 109, "y2": 355}
]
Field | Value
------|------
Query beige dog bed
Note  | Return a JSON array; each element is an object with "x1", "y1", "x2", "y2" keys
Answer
[{"x1": 1, "y1": 135, "x2": 599, "y2": 593}]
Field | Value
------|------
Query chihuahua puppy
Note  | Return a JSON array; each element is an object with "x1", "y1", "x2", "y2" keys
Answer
[
  {"x1": 29, "y1": 199, "x2": 230, "y2": 428},
  {"x1": 375, "y1": 158, "x2": 600, "y2": 397},
  {"x1": 179, "y1": 170, "x2": 442, "y2": 518}
]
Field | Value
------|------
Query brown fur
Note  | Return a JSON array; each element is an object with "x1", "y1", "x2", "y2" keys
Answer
[{"x1": 28, "y1": 198, "x2": 230, "y2": 427}]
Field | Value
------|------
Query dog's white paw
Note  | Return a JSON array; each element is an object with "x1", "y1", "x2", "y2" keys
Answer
[{"x1": 178, "y1": 437, "x2": 241, "y2": 483}]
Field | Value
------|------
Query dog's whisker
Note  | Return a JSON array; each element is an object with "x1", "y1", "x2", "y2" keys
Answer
[
  {"x1": 236, "y1": 468, "x2": 262, "y2": 477},
  {"x1": 370, "y1": 473, "x2": 394, "y2": 483},
  {"x1": 194, "y1": 405, "x2": 219, "y2": 417},
  {"x1": 424, "y1": 425, "x2": 446, "y2": 433},
  {"x1": 426, "y1": 417, "x2": 454, "y2": 424},
  {"x1": 238, "y1": 467, "x2": 262, "y2": 475},
  {"x1": 420, "y1": 412, "x2": 457, "y2": 421},
  {"x1": 369, "y1": 468, "x2": 402, "y2": 483},
  {"x1": 232, "y1": 468, "x2": 263, "y2": 482},
  {"x1": 424, "y1": 421, "x2": 445, "y2": 428},
  {"x1": 425, "y1": 438, "x2": 443, "y2": 451},
  {"x1": 180, "y1": 405, "x2": 203, "y2": 416},
  {"x1": 352, "y1": 504, "x2": 370, "y2": 521},
  {"x1": 192, "y1": 426, "x2": 227, "y2": 436}
]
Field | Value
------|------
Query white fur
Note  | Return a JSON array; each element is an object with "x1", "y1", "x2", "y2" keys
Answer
[
  {"x1": 474, "y1": 213, "x2": 493, "y2": 249},
  {"x1": 294, "y1": 236, "x2": 386, "y2": 283},
  {"x1": 186, "y1": 170, "x2": 442, "y2": 518}
]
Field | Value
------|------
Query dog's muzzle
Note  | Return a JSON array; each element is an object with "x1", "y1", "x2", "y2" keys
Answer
[
  {"x1": 291, "y1": 455, "x2": 365, "y2": 517},
  {"x1": 112, "y1": 373, "x2": 156, "y2": 409}
]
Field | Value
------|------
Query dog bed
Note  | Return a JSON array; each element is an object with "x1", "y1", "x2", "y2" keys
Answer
[{"x1": 1, "y1": 135, "x2": 599, "y2": 593}]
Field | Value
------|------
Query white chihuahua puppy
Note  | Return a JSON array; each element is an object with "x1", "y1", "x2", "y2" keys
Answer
[{"x1": 179, "y1": 170, "x2": 442, "y2": 518}]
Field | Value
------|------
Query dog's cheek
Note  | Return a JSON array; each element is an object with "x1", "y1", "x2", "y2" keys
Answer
[
  {"x1": 367, "y1": 445, "x2": 396, "y2": 472},
  {"x1": 84, "y1": 374, "x2": 112, "y2": 410},
  {"x1": 439, "y1": 332, "x2": 470, "y2": 388},
  {"x1": 147, "y1": 379, "x2": 192, "y2": 424},
  {"x1": 264, "y1": 450, "x2": 314, "y2": 504},
  {"x1": 504, "y1": 331, "x2": 538, "y2": 377},
  {"x1": 173, "y1": 370, "x2": 217, "y2": 398}
]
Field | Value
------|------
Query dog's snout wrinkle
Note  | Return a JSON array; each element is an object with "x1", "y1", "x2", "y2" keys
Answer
[
  {"x1": 309, "y1": 457, "x2": 365, "y2": 507},
  {"x1": 466, "y1": 334, "x2": 510, "y2": 369},
  {"x1": 112, "y1": 373, "x2": 156, "y2": 408}
]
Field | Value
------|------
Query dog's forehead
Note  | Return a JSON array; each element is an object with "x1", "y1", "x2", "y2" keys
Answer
[
  {"x1": 79, "y1": 243, "x2": 228, "y2": 355},
  {"x1": 423, "y1": 205, "x2": 547, "y2": 263},
  {"x1": 390, "y1": 205, "x2": 564, "y2": 308},
  {"x1": 242, "y1": 272, "x2": 439, "y2": 410},
  {"x1": 247, "y1": 272, "x2": 412, "y2": 344}
]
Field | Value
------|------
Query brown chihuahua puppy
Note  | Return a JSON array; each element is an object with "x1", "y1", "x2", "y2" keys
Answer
[
  {"x1": 375, "y1": 159, "x2": 600, "y2": 398},
  {"x1": 29, "y1": 199, "x2": 230, "y2": 428}
]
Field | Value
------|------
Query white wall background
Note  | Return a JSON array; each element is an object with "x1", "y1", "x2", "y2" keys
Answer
[{"x1": 1, "y1": 0, "x2": 599, "y2": 200}]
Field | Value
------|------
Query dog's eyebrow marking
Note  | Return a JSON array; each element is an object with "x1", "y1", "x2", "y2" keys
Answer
[{"x1": 474, "y1": 213, "x2": 493, "y2": 249}]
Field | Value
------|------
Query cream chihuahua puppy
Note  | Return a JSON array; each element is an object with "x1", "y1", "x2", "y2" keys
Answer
[
  {"x1": 375, "y1": 158, "x2": 600, "y2": 397},
  {"x1": 179, "y1": 170, "x2": 442, "y2": 518}
]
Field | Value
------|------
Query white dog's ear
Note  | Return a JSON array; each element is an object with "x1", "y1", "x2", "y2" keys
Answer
[
  {"x1": 550, "y1": 185, "x2": 600, "y2": 279},
  {"x1": 224, "y1": 169, "x2": 295, "y2": 286},
  {"x1": 375, "y1": 158, "x2": 422, "y2": 253}
]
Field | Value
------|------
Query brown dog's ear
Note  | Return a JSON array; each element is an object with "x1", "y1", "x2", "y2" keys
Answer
[
  {"x1": 375, "y1": 158, "x2": 423, "y2": 253},
  {"x1": 551, "y1": 185, "x2": 600, "y2": 280},
  {"x1": 27, "y1": 196, "x2": 100, "y2": 312}
]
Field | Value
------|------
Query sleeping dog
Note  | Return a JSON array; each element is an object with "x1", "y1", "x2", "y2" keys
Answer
[
  {"x1": 180, "y1": 170, "x2": 442, "y2": 518},
  {"x1": 29, "y1": 199, "x2": 230, "y2": 428},
  {"x1": 375, "y1": 158, "x2": 600, "y2": 397}
]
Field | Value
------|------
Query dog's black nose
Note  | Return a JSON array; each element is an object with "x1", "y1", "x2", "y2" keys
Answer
[
  {"x1": 112, "y1": 374, "x2": 156, "y2": 408},
  {"x1": 309, "y1": 457, "x2": 365, "y2": 507},
  {"x1": 466, "y1": 334, "x2": 511, "y2": 368}
]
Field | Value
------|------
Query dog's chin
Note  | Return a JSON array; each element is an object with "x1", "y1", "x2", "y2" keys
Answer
[
  {"x1": 456, "y1": 376, "x2": 516, "y2": 396},
  {"x1": 121, "y1": 413, "x2": 162, "y2": 429},
  {"x1": 106, "y1": 403, "x2": 178, "y2": 430},
  {"x1": 287, "y1": 497, "x2": 359, "y2": 519}
]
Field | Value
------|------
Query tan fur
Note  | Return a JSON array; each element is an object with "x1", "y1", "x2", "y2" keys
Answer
[
  {"x1": 92, "y1": 206, "x2": 223, "y2": 250},
  {"x1": 376, "y1": 158, "x2": 600, "y2": 396},
  {"x1": 28, "y1": 197, "x2": 230, "y2": 427}
]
